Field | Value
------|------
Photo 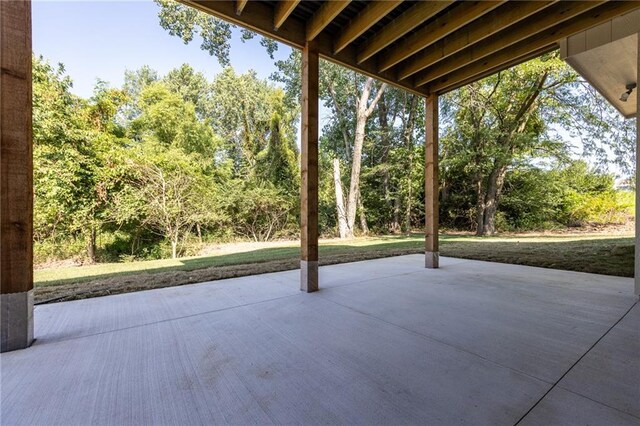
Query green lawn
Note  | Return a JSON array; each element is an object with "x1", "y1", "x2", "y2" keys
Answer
[{"x1": 36, "y1": 233, "x2": 634, "y2": 289}]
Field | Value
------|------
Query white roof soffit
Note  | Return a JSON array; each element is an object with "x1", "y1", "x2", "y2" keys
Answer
[{"x1": 559, "y1": 9, "x2": 639, "y2": 119}]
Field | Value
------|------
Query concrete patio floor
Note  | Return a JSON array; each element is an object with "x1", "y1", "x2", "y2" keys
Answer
[{"x1": 1, "y1": 255, "x2": 638, "y2": 425}]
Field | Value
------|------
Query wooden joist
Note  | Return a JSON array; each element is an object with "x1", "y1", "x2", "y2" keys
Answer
[
  {"x1": 274, "y1": 0, "x2": 300, "y2": 31},
  {"x1": 435, "y1": 45, "x2": 557, "y2": 94},
  {"x1": 182, "y1": 0, "x2": 428, "y2": 96},
  {"x1": 357, "y1": 1, "x2": 453, "y2": 64},
  {"x1": 333, "y1": 0, "x2": 403, "y2": 55},
  {"x1": 377, "y1": 1, "x2": 505, "y2": 73},
  {"x1": 414, "y1": 0, "x2": 605, "y2": 88},
  {"x1": 306, "y1": 0, "x2": 351, "y2": 41},
  {"x1": 397, "y1": 0, "x2": 556, "y2": 81},
  {"x1": 426, "y1": 1, "x2": 640, "y2": 93},
  {"x1": 235, "y1": 0, "x2": 247, "y2": 15}
]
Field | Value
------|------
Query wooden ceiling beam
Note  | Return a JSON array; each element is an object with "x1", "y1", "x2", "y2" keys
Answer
[
  {"x1": 377, "y1": 1, "x2": 505, "y2": 73},
  {"x1": 435, "y1": 45, "x2": 557, "y2": 94},
  {"x1": 357, "y1": 1, "x2": 454, "y2": 64},
  {"x1": 333, "y1": 0, "x2": 403, "y2": 55},
  {"x1": 306, "y1": 0, "x2": 351, "y2": 41},
  {"x1": 397, "y1": 1, "x2": 556, "y2": 81},
  {"x1": 274, "y1": 0, "x2": 300, "y2": 30},
  {"x1": 179, "y1": 0, "x2": 428, "y2": 96},
  {"x1": 235, "y1": 0, "x2": 248, "y2": 16},
  {"x1": 414, "y1": 0, "x2": 608, "y2": 88},
  {"x1": 427, "y1": 1, "x2": 640, "y2": 94}
]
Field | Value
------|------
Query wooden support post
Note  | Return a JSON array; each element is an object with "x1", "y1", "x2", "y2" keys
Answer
[
  {"x1": 1, "y1": 0, "x2": 34, "y2": 352},
  {"x1": 635, "y1": 33, "x2": 639, "y2": 296},
  {"x1": 425, "y1": 95, "x2": 439, "y2": 268},
  {"x1": 300, "y1": 39, "x2": 319, "y2": 292}
]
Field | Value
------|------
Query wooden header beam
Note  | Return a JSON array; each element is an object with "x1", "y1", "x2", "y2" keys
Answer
[
  {"x1": 181, "y1": 0, "x2": 640, "y2": 98},
  {"x1": 182, "y1": 0, "x2": 429, "y2": 96}
]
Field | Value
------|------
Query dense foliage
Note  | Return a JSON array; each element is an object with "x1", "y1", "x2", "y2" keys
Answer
[
  {"x1": 33, "y1": 56, "x2": 300, "y2": 263},
  {"x1": 32, "y1": 29, "x2": 635, "y2": 264}
]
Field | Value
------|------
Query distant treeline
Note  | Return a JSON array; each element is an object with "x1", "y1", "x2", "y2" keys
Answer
[{"x1": 33, "y1": 53, "x2": 634, "y2": 265}]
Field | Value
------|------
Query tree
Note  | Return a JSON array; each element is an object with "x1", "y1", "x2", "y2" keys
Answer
[
  {"x1": 121, "y1": 143, "x2": 221, "y2": 258},
  {"x1": 154, "y1": 0, "x2": 278, "y2": 66},
  {"x1": 225, "y1": 181, "x2": 293, "y2": 241},
  {"x1": 164, "y1": 64, "x2": 213, "y2": 119},
  {"x1": 441, "y1": 54, "x2": 574, "y2": 235},
  {"x1": 33, "y1": 56, "x2": 128, "y2": 263},
  {"x1": 273, "y1": 52, "x2": 388, "y2": 238}
]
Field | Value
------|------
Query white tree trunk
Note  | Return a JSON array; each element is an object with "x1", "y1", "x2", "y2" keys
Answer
[
  {"x1": 333, "y1": 158, "x2": 349, "y2": 238},
  {"x1": 344, "y1": 77, "x2": 387, "y2": 238},
  {"x1": 171, "y1": 239, "x2": 178, "y2": 259}
]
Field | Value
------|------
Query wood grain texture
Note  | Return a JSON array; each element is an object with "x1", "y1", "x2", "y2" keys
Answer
[
  {"x1": 235, "y1": 0, "x2": 247, "y2": 15},
  {"x1": 333, "y1": 0, "x2": 402, "y2": 55},
  {"x1": 306, "y1": 0, "x2": 351, "y2": 41},
  {"x1": 397, "y1": 0, "x2": 556, "y2": 81},
  {"x1": 424, "y1": 95, "x2": 438, "y2": 260},
  {"x1": 377, "y1": 1, "x2": 505, "y2": 72},
  {"x1": 181, "y1": 0, "x2": 428, "y2": 96},
  {"x1": 1, "y1": 0, "x2": 33, "y2": 295},
  {"x1": 357, "y1": 0, "x2": 453, "y2": 64},
  {"x1": 301, "y1": 40, "x2": 318, "y2": 265},
  {"x1": 636, "y1": 33, "x2": 639, "y2": 296},
  {"x1": 274, "y1": 0, "x2": 300, "y2": 30},
  {"x1": 416, "y1": 0, "x2": 617, "y2": 90}
]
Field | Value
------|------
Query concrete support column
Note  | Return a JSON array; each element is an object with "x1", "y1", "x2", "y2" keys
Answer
[
  {"x1": 635, "y1": 33, "x2": 639, "y2": 296},
  {"x1": 1, "y1": 0, "x2": 34, "y2": 352},
  {"x1": 300, "y1": 39, "x2": 319, "y2": 292},
  {"x1": 425, "y1": 94, "x2": 439, "y2": 269}
]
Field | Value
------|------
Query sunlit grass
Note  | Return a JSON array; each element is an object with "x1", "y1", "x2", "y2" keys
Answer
[{"x1": 35, "y1": 233, "x2": 634, "y2": 287}]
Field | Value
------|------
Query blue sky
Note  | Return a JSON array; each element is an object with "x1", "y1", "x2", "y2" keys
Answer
[{"x1": 33, "y1": 0, "x2": 293, "y2": 98}]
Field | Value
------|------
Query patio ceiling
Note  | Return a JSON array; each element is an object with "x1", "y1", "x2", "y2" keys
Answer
[
  {"x1": 179, "y1": 1, "x2": 640, "y2": 96},
  {"x1": 560, "y1": 9, "x2": 639, "y2": 118}
]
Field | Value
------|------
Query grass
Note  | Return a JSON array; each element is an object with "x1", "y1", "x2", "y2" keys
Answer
[{"x1": 33, "y1": 233, "x2": 634, "y2": 304}]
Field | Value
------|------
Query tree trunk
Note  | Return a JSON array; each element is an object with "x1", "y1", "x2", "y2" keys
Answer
[
  {"x1": 196, "y1": 223, "x2": 202, "y2": 244},
  {"x1": 171, "y1": 239, "x2": 178, "y2": 259},
  {"x1": 345, "y1": 113, "x2": 366, "y2": 238},
  {"x1": 391, "y1": 194, "x2": 401, "y2": 233},
  {"x1": 344, "y1": 78, "x2": 386, "y2": 238},
  {"x1": 357, "y1": 188, "x2": 369, "y2": 235},
  {"x1": 403, "y1": 95, "x2": 417, "y2": 234},
  {"x1": 333, "y1": 158, "x2": 349, "y2": 238},
  {"x1": 86, "y1": 226, "x2": 97, "y2": 263},
  {"x1": 475, "y1": 176, "x2": 485, "y2": 235},
  {"x1": 481, "y1": 165, "x2": 508, "y2": 236}
]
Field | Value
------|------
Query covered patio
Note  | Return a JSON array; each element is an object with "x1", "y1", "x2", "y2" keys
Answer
[
  {"x1": 2, "y1": 256, "x2": 638, "y2": 424},
  {"x1": 1, "y1": 0, "x2": 640, "y2": 423}
]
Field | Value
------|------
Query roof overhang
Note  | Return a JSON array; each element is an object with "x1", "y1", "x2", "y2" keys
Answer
[
  {"x1": 560, "y1": 9, "x2": 639, "y2": 119},
  {"x1": 181, "y1": 1, "x2": 640, "y2": 97}
]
